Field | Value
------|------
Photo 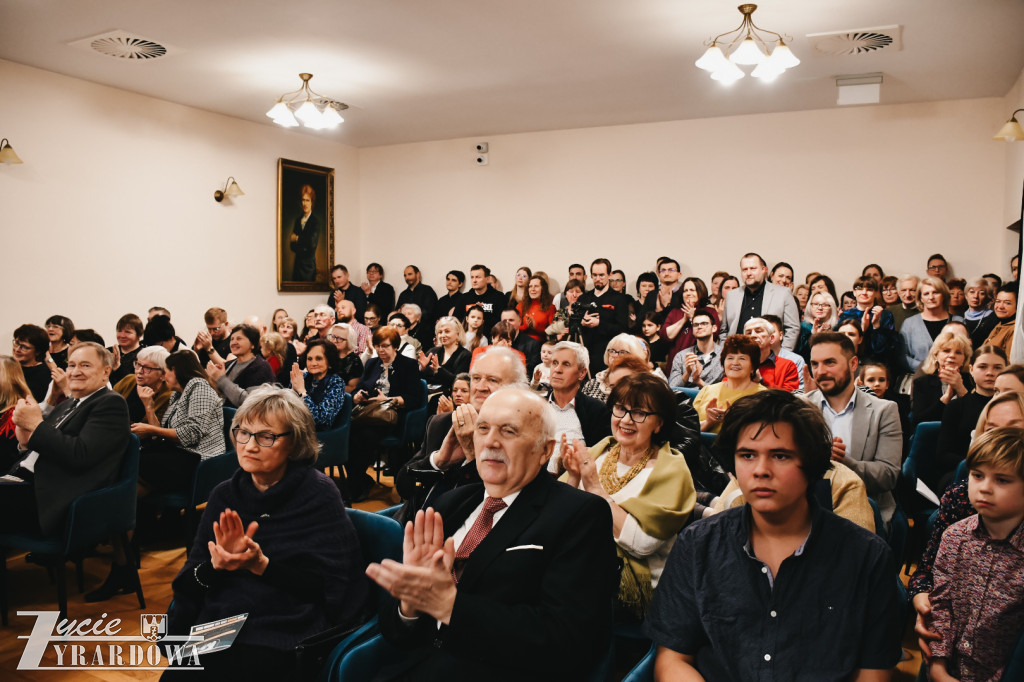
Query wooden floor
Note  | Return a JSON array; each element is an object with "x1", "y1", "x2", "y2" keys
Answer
[{"x1": 0, "y1": 473, "x2": 924, "y2": 680}]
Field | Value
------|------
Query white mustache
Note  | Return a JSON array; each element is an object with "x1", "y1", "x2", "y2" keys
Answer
[{"x1": 477, "y1": 448, "x2": 509, "y2": 465}]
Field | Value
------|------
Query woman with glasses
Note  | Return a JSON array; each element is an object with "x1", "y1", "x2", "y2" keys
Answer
[
  {"x1": 165, "y1": 386, "x2": 367, "y2": 679},
  {"x1": 44, "y1": 315, "x2": 74, "y2": 370},
  {"x1": 561, "y1": 373, "x2": 694, "y2": 619},
  {"x1": 797, "y1": 290, "x2": 839, "y2": 361},
  {"x1": 326, "y1": 323, "x2": 364, "y2": 392},
  {"x1": 12, "y1": 324, "x2": 50, "y2": 402},
  {"x1": 582, "y1": 333, "x2": 657, "y2": 402},
  {"x1": 348, "y1": 326, "x2": 424, "y2": 501},
  {"x1": 834, "y1": 276, "x2": 898, "y2": 364},
  {"x1": 880, "y1": 276, "x2": 900, "y2": 306},
  {"x1": 132, "y1": 349, "x2": 226, "y2": 493},
  {"x1": 112, "y1": 346, "x2": 171, "y2": 423}
]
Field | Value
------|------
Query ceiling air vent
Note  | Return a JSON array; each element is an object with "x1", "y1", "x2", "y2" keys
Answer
[
  {"x1": 806, "y1": 25, "x2": 902, "y2": 56},
  {"x1": 68, "y1": 30, "x2": 175, "y2": 60}
]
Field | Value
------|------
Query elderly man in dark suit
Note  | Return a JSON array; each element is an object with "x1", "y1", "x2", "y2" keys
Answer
[
  {"x1": 721, "y1": 252, "x2": 800, "y2": 349},
  {"x1": 393, "y1": 347, "x2": 526, "y2": 525},
  {"x1": 7, "y1": 342, "x2": 131, "y2": 535},
  {"x1": 368, "y1": 386, "x2": 617, "y2": 681}
]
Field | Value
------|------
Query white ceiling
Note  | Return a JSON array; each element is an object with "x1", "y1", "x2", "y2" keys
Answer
[{"x1": 3, "y1": 0, "x2": 1024, "y2": 148}]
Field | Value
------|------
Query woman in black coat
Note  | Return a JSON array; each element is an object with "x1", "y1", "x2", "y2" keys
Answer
[{"x1": 348, "y1": 326, "x2": 425, "y2": 500}]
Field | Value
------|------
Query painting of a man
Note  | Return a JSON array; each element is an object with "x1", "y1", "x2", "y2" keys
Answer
[{"x1": 290, "y1": 184, "x2": 320, "y2": 281}]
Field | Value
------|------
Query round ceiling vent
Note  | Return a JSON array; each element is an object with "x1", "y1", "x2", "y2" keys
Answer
[
  {"x1": 807, "y1": 26, "x2": 902, "y2": 57},
  {"x1": 90, "y1": 35, "x2": 168, "y2": 59}
]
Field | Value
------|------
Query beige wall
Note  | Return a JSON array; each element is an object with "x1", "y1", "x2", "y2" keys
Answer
[
  {"x1": 359, "y1": 98, "x2": 1009, "y2": 296},
  {"x1": 2, "y1": 56, "x2": 1019, "y2": 347},
  {"x1": 0, "y1": 59, "x2": 359, "y2": 344}
]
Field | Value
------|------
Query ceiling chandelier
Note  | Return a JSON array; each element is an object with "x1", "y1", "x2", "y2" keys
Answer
[
  {"x1": 695, "y1": 4, "x2": 800, "y2": 85},
  {"x1": 266, "y1": 73, "x2": 348, "y2": 130}
]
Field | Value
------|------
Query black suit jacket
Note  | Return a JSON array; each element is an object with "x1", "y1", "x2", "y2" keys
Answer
[
  {"x1": 326, "y1": 283, "x2": 368, "y2": 320},
  {"x1": 379, "y1": 474, "x2": 617, "y2": 681},
  {"x1": 366, "y1": 281, "x2": 396, "y2": 316},
  {"x1": 512, "y1": 333, "x2": 542, "y2": 375},
  {"x1": 27, "y1": 388, "x2": 131, "y2": 535},
  {"x1": 289, "y1": 213, "x2": 320, "y2": 281},
  {"x1": 354, "y1": 354, "x2": 424, "y2": 409},
  {"x1": 577, "y1": 289, "x2": 629, "y2": 373},
  {"x1": 571, "y1": 391, "x2": 612, "y2": 447}
]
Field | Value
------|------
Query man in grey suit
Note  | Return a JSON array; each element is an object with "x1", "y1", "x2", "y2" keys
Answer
[
  {"x1": 804, "y1": 332, "x2": 903, "y2": 527},
  {"x1": 8, "y1": 342, "x2": 131, "y2": 535},
  {"x1": 721, "y1": 252, "x2": 800, "y2": 350}
]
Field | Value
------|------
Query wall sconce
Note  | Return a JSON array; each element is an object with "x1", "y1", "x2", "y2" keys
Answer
[
  {"x1": 214, "y1": 177, "x2": 245, "y2": 202},
  {"x1": 993, "y1": 109, "x2": 1024, "y2": 142},
  {"x1": 0, "y1": 138, "x2": 23, "y2": 164}
]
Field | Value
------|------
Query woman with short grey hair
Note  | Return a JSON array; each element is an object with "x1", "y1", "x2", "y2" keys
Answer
[{"x1": 166, "y1": 385, "x2": 368, "y2": 678}]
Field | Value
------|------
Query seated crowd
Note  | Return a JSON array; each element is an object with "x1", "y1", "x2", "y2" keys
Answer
[{"x1": 1, "y1": 250, "x2": 1022, "y2": 680}]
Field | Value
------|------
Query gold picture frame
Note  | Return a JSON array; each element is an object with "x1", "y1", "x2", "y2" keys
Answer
[{"x1": 277, "y1": 158, "x2": 334, "y2": 292}]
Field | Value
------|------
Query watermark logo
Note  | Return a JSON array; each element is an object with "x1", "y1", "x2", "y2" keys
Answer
[
  {"x1": 141, "y1": 614, "x2": 167, "y2": 642},
  {"x1": 16, "y1": 611, "x2": 201, "y2": 671}
]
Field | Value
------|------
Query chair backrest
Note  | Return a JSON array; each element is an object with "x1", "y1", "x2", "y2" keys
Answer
[
  {"x1": 317, "y1": 422, "x2": 351, "y2": 470},
  {"x1": 622, "y1": 643, "x2": 657, "y2": 682},
  {"x1": 190, "y1": 451, "x2": 241, "y2": 507},
  {"x1": 397, "y1": 380, "x2": 430, "y2": 448},
  {"x1": 222, "y1": 406, "x2": 237, "y2": 453},
  {"x1": 63, "y1": 434, "x2": 140, "y2": 553},
  {"x1": 673, "y1": 386, "x2": 700, "y2": 402},
  {"x1": 954, "y1": 458, "x2": 968, "y2": 483},
  {"x1": 1002, "y1": 624, "x2": 1024, "y2": 680},
  {"x1": 902, "y1": 421, "x2": 941, "y2": 489},
  {"x1": 346, "y1": 509, "x2": 403, "y2": 610},
  {"x1": 699, "y1": 431, "x2": 718, "y2": 452}
]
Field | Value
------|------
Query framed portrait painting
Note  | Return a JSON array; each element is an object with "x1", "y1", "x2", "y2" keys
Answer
[{"x1": 277, "y1": 158, "x2": 335, "y2": 292}]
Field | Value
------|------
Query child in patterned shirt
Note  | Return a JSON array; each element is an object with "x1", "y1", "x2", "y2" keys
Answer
[{"x1": 929, "y1": 426, "x2": 1024, "y2": 682}]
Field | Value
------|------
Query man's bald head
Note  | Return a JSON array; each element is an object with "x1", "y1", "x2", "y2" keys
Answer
[
  {"x1": 473, "y1": 387, "x2": 556, "y2": 497},
  {"x1": 468, "y1": 347, "x2": 528, "y2": 409}
]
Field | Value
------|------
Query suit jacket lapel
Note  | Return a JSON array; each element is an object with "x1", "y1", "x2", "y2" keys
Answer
[
  {"x1": 850, "y1": 393, "x2": 870, "y2": 462},
  {"x1": 456, "y1": 475, "x2": 551, "y2": 590}
]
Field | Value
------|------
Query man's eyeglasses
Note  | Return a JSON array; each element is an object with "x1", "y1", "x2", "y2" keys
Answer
[
  {"x1": 133, "y1": 362, "x2": 163, "y2": 374},
  {"x1": 231, "y1": 427, "x2": 292, "y2": 447},
  {"x1": 206, "y1": 323, "x2": 226, "y2": 333},
  {"x1": 658, "y1": 267, "x2": 678, "y2": 273},
  {"x1": 927, "y1": 264, "x2": 945, "y2": 272},
  {"x1": 611, "y1": 404, "x2": 654, "y2": 423}
]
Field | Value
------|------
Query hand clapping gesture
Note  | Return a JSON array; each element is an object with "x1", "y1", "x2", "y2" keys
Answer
[
  {"x1": 437, "y1": 394, "x2": 454, "y2": 414},
  {"x1": 206, "y1": 360, "x2": 226, "y2": 383},
  {"x1": 290, "y1": 363, "x2": 306, "y2": 396},
  {"x1": 561, "y1": 436, "x2": 593, "y2": 489},
  {"x1": 12, "y1": 395, "x2": 43, "y2": 446},
  {"x1": 208, "y1": 508, "x2": 268, "y2": 575}
]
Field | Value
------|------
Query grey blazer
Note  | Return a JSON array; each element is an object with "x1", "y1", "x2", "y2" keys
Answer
[
  {"x1": 804, "y1": 389, "x2": 903, "y2": 524},
  {"x1": 721, "y1": 281, "x2": 801, "y2": 350}
]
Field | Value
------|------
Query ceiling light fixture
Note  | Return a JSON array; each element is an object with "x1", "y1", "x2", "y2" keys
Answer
[
  {"x1": 695, "y1": 4, "x2": 800, "y2": 85},
  {"x1": 214, "y1": 177, "x2": 245, "y2": 203},
  {"x1": 0, "y1": 138, "x2": 23, "y2": 164},
  {"x1": 993, "y1": 109, "x2": 1024, "y2": 142},
  {"x1": 267, "y1": 73, "x2": 348, "y2": 130}
]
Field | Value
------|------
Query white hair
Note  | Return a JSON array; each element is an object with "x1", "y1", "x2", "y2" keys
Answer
[
  {"x1": 313, "y1": 304, "x2": 336, "y2": 319},
  {"x1": 330, "y1": 323, "x2": 358, "y2": 348},
  {"x1": 136, "y1": 345, "x2": 170, "y2": 370},
  {"x1": 604, "y1": 333, "x2": 647, "y2": 366},
  {"x1": 552, "y1": 341, "x2": 590, "y2": 371},
  {"x1": 487, "y1": 386, "x2": 556, "y2": 451},
  {"x1": 471, "y1": 346, "x2": 528, "y2": 384}
]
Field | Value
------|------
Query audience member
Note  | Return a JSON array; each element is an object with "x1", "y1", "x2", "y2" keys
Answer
[
  {"x1": 335, "y1": 299, "x2": 371, "y2": 356},
  {"x1": 462, "y1": 305, "x2": 489, "y2": 352},
  {"x1": 836, "y1": 276, "x2": 899, "y2": 365},
  {"x1": 743, "y1": 317, "x2": 798, "y2": 392},
  {"x1": 133, "y1": 348, "x2": 226, "y2": 494},
  {"x1": 436, "y1": 373, "x2": 470, "y2": 415},
  {"x1": 387, "y1": 312, "x2": 421, "y2": 358},
  {"x1": 640, "y1": 311, "x2": 668, "y2": 366},
  {"x1": 309, "y1": 304, "x2": 336, "y2": 342},
  {"x1": 546, "y1": 341, "x2": 611, "y2": 474},
  {"x1": 762, "y1": 314, "x2": 806, "y2": 391},
  {"x1": 12, "y1": 323, "x2": 50, "y2": 402},
  {"x1": 661, "y1": 277, "x2": 718, "y2": 368},
  {"x1": 693, "y1": 334, "x2": 766, "y2": 433},
  {"x1": 793, "y1": 283, "x2": 809, "y2": 313},
  {"x1": 206, "y1": 324, "x2": 276, "y2": 408},
  {"x1": 901, "y1": 276, "x2": 960, "y2": 373},
  {"x1": 911, "y1": 329, "x2": 974, "y2": 426},
  {"x1": 531, "y1": 339, "x2": 556, "y2": 390},
  {"x1": 887, "y1": 274, "x2": 921, "y2": 332},
  {"x1": 806, "y1": 332, "x2": 902, "y2": 526},
  {"x1": 193, "y1": 307, "x2": 231, "y2": 367},
  {"x1": 576, "y1": 258, "x2": 629, "y2": 373},
  {"x1": 504, "y1": 265, "x2": 532, "y2": 311},
  {"x1": 561, "y1": 373, "x2": 695, "y2": 618},
  {"x1": 856, "y1": 360, "x2": 912, "y2": 453},
  {"x1": 327, "y1": 322, "x2": 364, "y2": 391},
  {"x1": 769, "y1": 261, "x2": 794, "y2": 290},
  {"x1": 43, "y1": 315, "x2": 74, "y2": 369},
  {"x1": 996, "y1": 364, "x2": 1024, "y2": 394},
  {"x1": 646, "y1": 258, "x2": 682, "y2": 313},
  {"x1": 369, "y1": 387, "x2": 618, "y2": 681},
  {"x1": 928, "y1": 427, "x2": 1024, "y2": 682},
  {"x1": 401, "y1": 303, "x2": 433, "y2": 350},
  {"x1": 947, "y1": 277, "x2": 968, "y2": 317},
  {"x1": 109, "y1": 313, "x2": 144, "y2": 386},
  {"x1": 7, "y1": 343, "x2": 131, "y2": 536},
  {"x1": 260, "y1": 331, "x2": 291, "y2": 385},
  {"x1": 291, "y1": 338, "x2": 347, "y2": 431},
  {"x1": 361, "y1": 262, "x2": 396, "y2": 315},
  {"x1": 809, "y1": 274, "x2": 840, "y2": 307},
  {"x1": 840, "y1": 290, "x2": 857, "y2": 311},
  {"x1": 143, "y1": 314, "x2": 183, "y2": 353},
  {"x1": 456, "y1": 264, "x2": 506, "y2": 331},
  {"x1": 166, "y1": 386, "x2": 367, "y2": 679},
  {"x1": 394, "y1": 348, "x2": 526, "y2": 523},
  {"x1": 669, "y1": 309, "x2": 722, "y2": 389},
  {"x1": 499, "y1": 308, "x2": 541, "y2": 374},
  {"x1": 518, "y1": 275, "x2": 556, "y2": 343},
  {"x1": 879, "y1": 276, "x2": 900, "y2": 307},
  {"x1": 112, "y1": 346, "x2": 172, "y2": 423},
  {"x1": 348, "y1": 326, "x2": 424, "y2": 500},
  {"x1": 981, "y1": 282, "x2": 1018, "y2": 358},
  {"x1": 583, "y1": 333, "x2": 648, "y2": 402},
  {"x1": 634, "y1": 271, "x2": 659, "y2": 314},
  {"x1": 645, "y1": 389, "x2": 901, "y2": 680},
  {"x1": 796, "y1": 290, "x2": 838, "y2": 362},
  {"x1": 933, "y1": 345, "x2": 1007, "y2": 492},
  {"x1": 0, "y1": 356, "x2": 31, "y2": 471},
  {"x1": 437, "y1": 270, "x2": 465, "y2": 318},
  {"x1": 396, "y1": 265, "x2": 437, "y2": 336},
  {"x1": 963, "y1": 277, "x2": 997, "y2": 347},
  {"x1": 418, "y1": 316, "x2": 471, "y2": 398},
  {"x1": 927, "y1": 253, "x2": 950, "y2": 282},
  {"x1": 708, "y1": 270, "x2": 728, "y2": 309},
  {"x1": 722, "y1": 253, "x2": 800, "y2": 349}
]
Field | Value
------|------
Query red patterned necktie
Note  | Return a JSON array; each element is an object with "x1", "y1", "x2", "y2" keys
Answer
[{"x1": 452, "y1": 497, "x2": 507, "y2": 582}]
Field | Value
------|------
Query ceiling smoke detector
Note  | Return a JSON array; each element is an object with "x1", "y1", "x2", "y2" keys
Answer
[
  {"x1": 69, "y1": 30, "x2": 174, "y2": 60},
  {"x1": 806, "y1": 25, "x2": 902, "y2": 56}
]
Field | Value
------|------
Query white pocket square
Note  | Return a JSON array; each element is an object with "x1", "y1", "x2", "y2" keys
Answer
[{"x1": 506, "y1": 544, "x2": 543, "y2": 552}]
